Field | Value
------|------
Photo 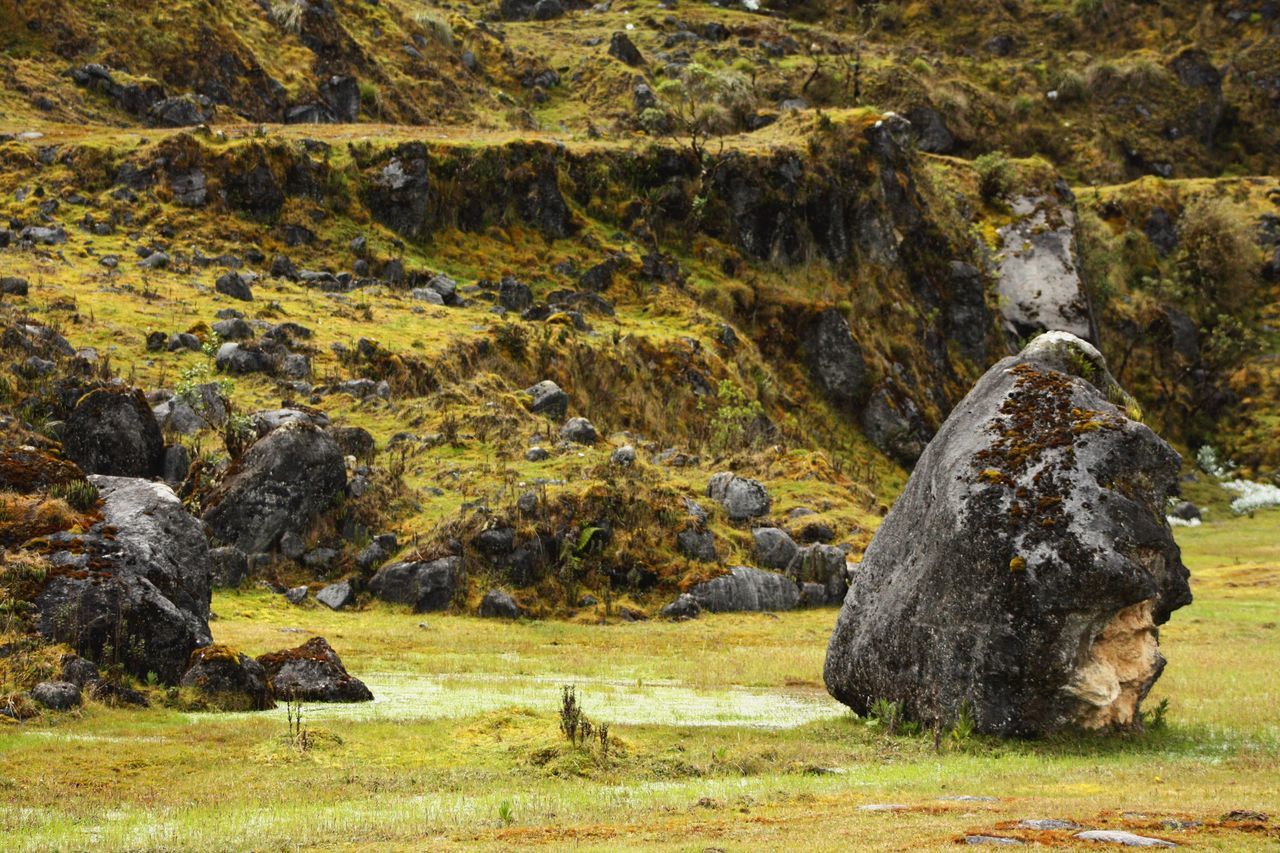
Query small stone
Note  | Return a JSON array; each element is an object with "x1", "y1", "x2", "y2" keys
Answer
[
  {"x1": 284, "y1": 585, "x2": 308, "y2": 605},
  {"x1": 479, "y1": 589, "x2": 521, "y2": 618},
  {"x1": 316, "y1": 580, "x2": 355, "y2": 611},
  {"x1": 525, "y1": 447, "x2": 550, "y2": 462},
  {"x1": 1019, "y1": 819, "x2": 1081, "y2": 831},
  {"x1": 560, "y1": 417, "x2": 597, "y2": 445},
  {"x1": 660, "y1": 593, "x2": 701, "y2": 620},
  {"x1": 965, "y1": 837, "x2": 1022, "y2": 847},
  {"x1": 610, "y1": 445, "x2": 635, "y2": 466}
]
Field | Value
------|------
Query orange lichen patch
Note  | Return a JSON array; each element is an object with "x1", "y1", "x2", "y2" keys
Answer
[
  {"x1": 0, "y1": 447, "x2": 85, "y2": 493},
  {"x1": 0, "y1": 493, "x2": 82, "y2": 548},
  {"x1": 187, "y1": 644, "x2": 243, "y2": 668}
]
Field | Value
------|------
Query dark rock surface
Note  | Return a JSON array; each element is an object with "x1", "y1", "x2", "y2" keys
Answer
[
  {"x1": 257, "y1": 637, "x2": 373, "y2": 702},
  {"x1": 31, "y1": 680, "x2": 82, "y2": 710},
  {"x1": 316, "y1": 580, "x2": 356, "y2": 611},
  {"x1": 707, "y1": 472, "x2": 771, "y2": 521},
  {"x1": 802, "y1": 309, "x2": 866, "y2": 406},
  {"x1": 824, "y1": 332, "x2": 1192, "y2": 736},
  {"x1": 201, "y1": 422, "x2": 346, "y2": 554},
  {"x1": 687, "y1": 566, "x2": 799, "y2": 613},
  {"x1": 368, "y1": 557, "x2": 458, "y2": 612},
  {"x1": 180, "y1": 645, "x2": 275, "y2": 710},
  {"x1": 479, "y1": 588, "x2": 521, "y2": 618},
  {"x1": 63, "y1": 387, "x2": 164, "y2": 477}
]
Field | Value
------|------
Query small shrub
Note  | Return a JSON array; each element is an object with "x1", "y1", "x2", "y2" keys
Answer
[
  {"x1": 1054, "y1": 69, "x2": 1087, "y2": 103},
  {"x1": 974, "y1": 151, "x2": 1015, "y2": 200},
  {"x1": 269, "y1": 0, "x2": 304, "y2": 34},
  {"x1": 559, "y1": 684, "x2": 582, "y2": 744},
  {"x1": 497, "y1": 800, "x2": 514, "y2": 826},
  {"x1": 415, "y1": 12, "x2": 454, "y2": 47}
]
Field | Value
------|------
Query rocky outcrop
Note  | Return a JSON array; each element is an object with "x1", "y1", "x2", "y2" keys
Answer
[
  {"x1": 687, "y1": 566, "x2": 799, "y2": 613},
  {"x1": 995, "y1": 194, "x2": 1097, "y2": 347},
  {"x1": 802, "y1": 309, "x2": 866, "y2": 406},
  {"x1": 256, "y1": 637, "x2": 372, "y2": 702},
  {"x1": 824, "y1": 332, "x2": 1192, "y2": 736},
  {"x1": 201, "y1": 423, "x2": 346, "y2": 554},
  {"x1": 368, "y1": 557, "x2": 458, "y2": 612}
]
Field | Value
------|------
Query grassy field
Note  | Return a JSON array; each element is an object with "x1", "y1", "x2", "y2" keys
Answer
[{"x1": 0, "y1": 510, "x2": 1277, "y2": 851}]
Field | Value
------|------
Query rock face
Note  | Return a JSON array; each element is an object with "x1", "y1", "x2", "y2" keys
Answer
[
  {"x1": 368, "y1": 557, "x2": 458, "y2": 612},
  {"x1": 479, "y1": 588, "x2": 521, "y2": 618},
  {"x1": 802, "y1": 309, "x2": 866, "y2": 406},
  {"x1": 257, "y1": 637, "x2": 372, "y2": 702},
  {"x1": 995, "y1": 194, "x2": 1098, "y2": 346},
  {"x1": 31, "y1": 681, "x2": 82, "y2": 710},
  {"x1": 688, "y1": 566, "x2": 800, "y2": 613},
  {"x1": 201, "y1": 423, "x2": 346, "y2": 554},
  {"x1": 180, "y1": 645, "x2": 275, "y2": 710},
  {"x1": 824, "y1": 332, "x2": 1191, "y2": 736},
  {"x1": 64, "y1": 387, "x2": 164, "y2": 477}
]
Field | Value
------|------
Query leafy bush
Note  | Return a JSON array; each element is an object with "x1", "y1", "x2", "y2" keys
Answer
[
  {"x1": 974, "y1": 151, "x2": 1015, "y2": 200},
  {"x1": 1175, "y1": 199, "x2": 1263, "y2": 316}
]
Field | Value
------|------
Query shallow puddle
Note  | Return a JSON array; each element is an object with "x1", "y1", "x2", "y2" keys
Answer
[{"x1": 195, "y1": 671, "x2": 846, "y2": 728}]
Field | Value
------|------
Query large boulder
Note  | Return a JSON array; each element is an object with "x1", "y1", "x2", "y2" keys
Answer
[
  {"x1": 368, "y1": 557, "x2": 458, "y2": 612},
  {"x1": 33, "y1": 475, "x2": 213, "y2": 684},
  {"x1": 752, "y1": 527, "x2": 799, "y2": 570},
  {"x1": 201, "y1": 423, "x2": 346, "y2": 554},
  {"x1": 90, "y1": 476, "x2": 212, "y2": 618},
  {"x1": 687, "y1": 566, "x2": 800, "y2": 613},
  {"x1": 256, "y1": 637, "x2": 372, "y2": 702},
  {"x1": 63, "y1": 387, "x2": 164, "y2": 477},
  {"x1": 824, "y1": 332, "x2": 1192, "y2": 736},
  {"x1": 180, "y1": 645, "x2": 275, "y2": 710},
  {"x1": 802, "y1": 309, "x2": 866, "y2": 406},
  {"x1": 706, "y1": 473, "x2": 772, "y2": 521}
]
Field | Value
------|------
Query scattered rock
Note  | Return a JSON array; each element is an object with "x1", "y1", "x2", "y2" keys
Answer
[
  {"x1": 284, "y1": 585, "x2": 309, "y2": 605},
  {"x1": 368, "y1": 557, "x2": 458, "y2": 612},
  {"x1": 824, "y1": 333, "x2": 1192, "y2": 736},
  {"x1": 202, "y1": 422, "x2": 347, "y2": 554},
  {"x1": 209, "y1": 546, "x2": 249, "y2": 588},
  {"x1": 257, "y1": 637, "x2": 372, "y2": 702},
  {"x1": 479, "y1": 589, "x2": 521, "y2": 618},
  {"x1": 524, "y1": 380, "x2": 569, "y2": 418},
  {"x1": 660, "y1": 593, "x2": 701, "y2": 620},
  {"x1": 610, "y1": 445, "x2": 636, "y2": 466},
  {"x1": 608, "y1": 32, "x2": 645, "y2": 66},
  {"x1": 316, "y1": 580, "x2": 356, "y2": 611},
  {"x1": 677, "y1": 526, "x2": 718, "y2": 562},
  {"x1": 802, "y1": 309, "x2": 867, "y2": 406},
  {"x1": 688, "y1": 566, "x2": 799, "y2": 613},
  {"x1": 180, "y1": 645, "x2": 275, "y2": 710},
  {"x1": 64, "y1": 387, "x2": 164, "y2": 477},
  {"x1": 706, "y1": 472, "x2": 772, "y2": 521},
  {"x1": 1074, "y1": 830, "x2": 1175, "y2": 848},
  {"x1": 31, "y1": 681, "x2": 81, "y2": 710},
  {"x1": 561, "y1": 417, "x2": 597, "y2": 444},
  {"x1": 1169, "y1": 501, "x2": 1200, "y2": 521},
  {"x1": 752, "y1": 527, "x2": 799, "y2": 570}
]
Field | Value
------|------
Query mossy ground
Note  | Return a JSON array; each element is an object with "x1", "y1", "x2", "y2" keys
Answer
[{"x1": 0, "y1": 511, "x2": 1276, "y2": 850}]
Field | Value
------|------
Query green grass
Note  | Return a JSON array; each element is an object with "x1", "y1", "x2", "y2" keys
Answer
[{"x1": 1, "y1": 511, "x2": 1277, "y2": 850}]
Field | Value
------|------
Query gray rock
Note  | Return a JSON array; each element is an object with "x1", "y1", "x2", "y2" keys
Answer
[
  {"x1": 284, "y1": 585, "x2": 309, "y2": 605},
  {"x1": 610, "y1": 445, "x2": 636, "y2": 467},
  {"x1": 525, "y1": 447, "x2": 550, "y2": 462},
  {"x1": 90, "y1": 475, "x2": 212, "y2": 619},
  {"x1": 825, "y1": 333, "x2": 1192, "y2": 736},
  {"x1": 60, "y1": 654, "x2": 99, "y2": 687},
  {"x1": 411, "y1": 287, "x2": 444, "y2": 305},
  {"x1": 862, "y1": 382, "x2": 931, "y2": 467},
  {"x1": 964, "y1": 837, "x2": 1023, "y2": 847},
  {"x1": 257, "y1": 637, "x2": 372, "y2": 702},
  {"x1": 212, "y1": 317, "x2": 254, "y2": 340},
  {"x1": 660, "y1": 593, "x2": 701, "y2": 620},
  {"x1": 64, "y1": 388, "x2": 164, "y2": 477},
  {"x1": 707, "y1": 472, "x2": 771, "y2": 520},
  {"x1": 687, "y1": 566, "x2": 800, "y2": 613},
  {"x1": 316, "y1": 581, "x2": 356, "y2": 611},
  {"x1": 201, "y1": 422, "x2": 347, "y2": 554},
  {"x1": 677, "y1": 526, "x2": 717, "y2": 562},
  {"x1": 561, "y1": 417, "x2": 597, "y2": 445},
  {"x1": 1019, "y1": 819, "x2": 1082, "y2": 831},
  {"x1": 215, "y1": 342, "x2": 271, "y2": 375},
  {"x1": 608, "y1": 31, "x2": 645, "y2": 66},
  {"x1": 498, "y1": 277, "x2": 532, "y2": 311},
  {"x1": 279, "y1": 531, "x2": 306, "y2": 560},
  {"x1": 303, "y1": 548, "x2": 338, "y2": 571},
  {"x1": 752, "y1": 527, "x2": 798, "y2": 570},
  {"x1": 209, "y1": 546, "x2": 249, "y2": 588},
  {"x1": 0, "y1": 276, "x2": 29, "y2": 296},
  {"x1": 369, "y1": 557, "x2": 458, "y2": 612},
  {"x1": 138, "y1": 251, "x2": 170, "y2": 270},
  {"x1": 905, "y1": 106, "x2": 955, "y2": 154},
  {"x1": 1074, "y1": 830, "x2": 1175, "y2": 848},
  {"x1": 162, "y1": 443, "x2": 191, "y2": 485},
  {"x1": 996, "y1": 195, "x2": 1097, "y2": 346},
  {"x1": 31, "y1": 681, "x2": 82, "y2": 710},
  {"x1": 1170, "y1": 501, "x2": 1200, "y2": 521},
  {"x1": 524, "y1": 380, "x2": 569, "y2": 418},
  {"x1": 790, "y1": 543, "x2": 849, "y2": 604},
  {"x1": 803, "y1": 309, "x2": 866, "y2": 405},
  {"x1": 215, "y1": 271, "x2": 254, "y2": 301},
  {"x1": 479, "y1": 589, "x2": 521, "y2": 618}
]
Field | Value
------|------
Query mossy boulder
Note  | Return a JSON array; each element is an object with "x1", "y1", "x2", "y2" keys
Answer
[
  {"x1": 825, "y1": 332, "x2": 1192, "y2": 736},
  {"x1": 63, "y1": 387, "x2": 164, "y2": 478},
  {"x1": 180, "y1": 645, "x2": 274, "y2": 711},
  {"x1": 256, "y1": 637, "x2": 372, "y2": 703}
]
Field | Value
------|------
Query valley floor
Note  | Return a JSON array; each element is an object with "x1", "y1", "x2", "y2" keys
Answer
[{"x1": 1, "y1": 511, "x2": 1277, "y2": 851}]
